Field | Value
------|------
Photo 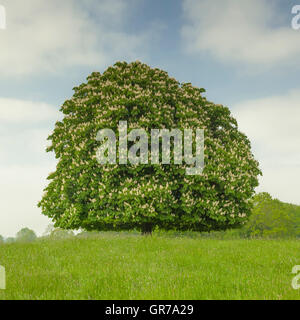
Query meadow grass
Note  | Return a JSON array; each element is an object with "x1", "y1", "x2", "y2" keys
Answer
[{"x1": 0, "y1": 233, "x2": 299, "y2": 300}]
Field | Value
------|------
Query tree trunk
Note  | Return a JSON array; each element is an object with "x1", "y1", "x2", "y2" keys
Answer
[{"x1": 141, "y1": 223, "x2": 153, "y2": 236}]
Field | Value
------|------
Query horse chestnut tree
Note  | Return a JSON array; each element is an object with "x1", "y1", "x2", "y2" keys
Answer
[{"x1": 38, "y1": 61, "x2": 261, "y2": 234}]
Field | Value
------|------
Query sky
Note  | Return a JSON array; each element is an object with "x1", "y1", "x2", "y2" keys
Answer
[{"x1": 0, "y1": 0, "x2": 299, "y2": 238}]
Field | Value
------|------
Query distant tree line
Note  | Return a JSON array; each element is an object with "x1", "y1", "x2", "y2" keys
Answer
[
  {"x1": 0, "y1": 226, "x2": 74, "y2": 244},
  {"x1": 0, "y1": 228, "x2": 37, "y2": 244},
  {"x1": 240, "y1": 192, "x2": 300, "y2": 238}
]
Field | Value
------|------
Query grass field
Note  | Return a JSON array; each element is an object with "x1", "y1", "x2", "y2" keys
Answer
[{"x1": 0, "y1": 233, "x2": 299, "y2": 300}]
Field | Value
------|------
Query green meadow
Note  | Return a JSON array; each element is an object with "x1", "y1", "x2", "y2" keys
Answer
[{"x1": 0, "y1": 232, "x2": 299, "y2": 300}]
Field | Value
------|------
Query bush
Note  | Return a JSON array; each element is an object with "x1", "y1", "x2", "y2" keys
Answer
[{"x1": 49, "y1": 228, "x2": 74, "y2": 240}]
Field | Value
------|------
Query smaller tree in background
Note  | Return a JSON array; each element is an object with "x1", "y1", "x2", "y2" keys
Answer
[
  {"x1": 49, "y1": 228, "x2": 74, "y2": 240},
  {"x1": 5, "y1": 237, "x2": 15, "y2": 244},
  {"x1": 43, "y1": 224, "x2": 74, "y2": 239},
  {"x1": 16, "y1": 228, "x2": 37, "y2": 243},
  {"x1": 0, "y1": 235, "x2": 4, "y2": 244},
  {"x1": 243, "y1": 193, "x2": 298, "y2": 238},
  {"x1": 43, "y1": 224, "x2": 55, "y2": 237}
]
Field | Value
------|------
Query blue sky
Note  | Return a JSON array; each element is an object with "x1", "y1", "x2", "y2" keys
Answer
[{"x1": 0, "y1": 0, "x2": 300, "y2": 237}]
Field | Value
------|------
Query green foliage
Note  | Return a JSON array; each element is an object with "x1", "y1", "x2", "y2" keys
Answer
[
  {"x1": 0, "y1": 235, "x2": 4, "y2": 244},
  {"x1": 242, "y1": 192, "x2": 300, "y2": 238},
  {"x1": 16, "y1": 228, "x2": 37, "y2": 243},
  {"x1": 38, "y1": 61, "x2": 261, "y2": 233}
]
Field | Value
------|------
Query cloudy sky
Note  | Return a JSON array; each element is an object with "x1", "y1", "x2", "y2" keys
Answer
[{"x1": 0, "y1": 0, "x2": 299, "y2": 237}]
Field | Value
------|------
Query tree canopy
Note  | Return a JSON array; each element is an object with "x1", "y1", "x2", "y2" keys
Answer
[{"x1": 38, "y1": 61, "x2": 261, "y2": 234}]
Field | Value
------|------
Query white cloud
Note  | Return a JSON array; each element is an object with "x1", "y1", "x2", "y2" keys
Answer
[
  {"x1": 0, "y1": 98, "x2": 59, "y2": 237},
  {"x1": 182, "y1": 0, "x2": 300, "y2": 68},
  {"x1": 0, "y1": 98, "x2": 60, "y2": 165},
  {"x1": 232, "y1": 89, "x2": 300, "y2": 205},
  {"x1": 0, "y1": 0, "x2": 147, "y2": 76},
  {"x1": 0, "y1": 164, "x2": 54, "y2": 238},
  {"x1": 0, "y1": 98, "x2": 59, "y2": 123}
]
